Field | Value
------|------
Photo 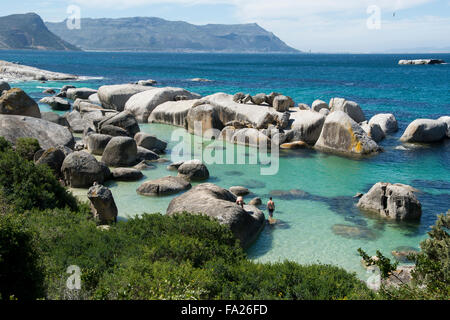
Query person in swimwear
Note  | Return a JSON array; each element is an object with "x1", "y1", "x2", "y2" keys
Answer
[
  {"x1": 267, "y1": 197, "x2": 275, "y2": 221},
  {"x1": 236, "y1": 196, "x2": 245, "y2": 208}
]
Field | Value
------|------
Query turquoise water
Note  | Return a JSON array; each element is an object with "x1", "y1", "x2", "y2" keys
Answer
[{"x1": 1, "y1": 51, "x2": 449, "y2": 279}]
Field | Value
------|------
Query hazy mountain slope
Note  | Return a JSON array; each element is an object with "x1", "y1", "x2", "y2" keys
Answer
[
  {"x1": 46, "y1": 17, "x2": 299, "y2": 53},
  {"x1": 0, "y1": 13, "x2": 80, "y2": 51}
]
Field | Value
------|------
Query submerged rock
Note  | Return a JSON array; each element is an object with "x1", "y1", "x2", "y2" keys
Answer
[
  {"x1": 167, "y1": 183, "x2": 265, "y2": 248},
  {"x1": 400, "y1": 119, "x2": 447, "y2": 143},
  {"x1": 87, "y1": 184, "x2": 118, "y2": 224},
  {"x1": 357, "y1": 182, "x2": 422, "y2": 221},
  {"x1": 314, "y1": 111, "x2": 380, "y2": 156},
  {"x1": 0, "y1": 88, "x2": 41, "y2": 118},
  {"x1": 137, "y1": 176, "x2": 191, "y2": 196},
  {"x1": 249, "y1": 197, "x2": 262, "y2": 206},
  {"x1": 332, "y1": 224, "x2": 377, "y2": 240},
  {"x1": 229, "y1": 186, "x2": 250, "y2": 196}
]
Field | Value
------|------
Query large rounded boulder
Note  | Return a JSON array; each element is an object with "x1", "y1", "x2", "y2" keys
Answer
[
  {"x1": 369, "y1": 113, "x2": 398, "y2": 134},
  {"x1": 314, "y1": 111, "x2": 380, "y2": 156},
  {"x1": 124, "y1": 87, "x2": 201, "y2": 122},
  {"x1": 329, "y1": 98, "x2": 366, "y2": 123},
  {"x1": 166, "y1": 183, "x2": 265, "y2": 248},
  {"x1": 134, "y1": 132, "x2": 167, "y2": 153},
  {"x1": 97, "y1": 84, "x2": 153, "y2": 111},
  {"x1": 66, "y1": 88, "x2": 97, "y2": 100},
  {"x1": 400, "y1": 119, "x2": 447, "y2": 143},
  {"x1": 357, "y1": 182, "x2": 422, "y2": 221},
  {"x1": 98, "y1": 111, "x2": 140, "y2": 137},
  {"x1": 137, "y1": 176, "x2": 191, "y2": 196},
  {"x1": 86, "y1": 133, "x2": 113, "y2": 155},
  {"x1": 286, "y1": 110, "x2": 326, "y2": 144},
  {"x1": 0, "y1": 115, "x2": 75, "y2": 149},
  {"x1": 35, "y1": 147, "x2": 66, "y2": 176},
  {"x1": 61, "y1": 151, "x2": 106, "y2": 188},
  {"x1": 177, "y1": 159, "x2": 209, "y2": 181},
  {"x1": 101, "y1": 136, "x2": 138, "y2": 167},
  {"x1": 0, "y1": 81, "x2": 11, "y2": 93},
  {"x1": 0, "y1": 88, "x2": 41, "y2": 118}
]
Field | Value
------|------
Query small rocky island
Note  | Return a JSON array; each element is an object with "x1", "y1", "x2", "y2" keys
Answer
[{"x1": 398, "y1": 59, "x2": 445, "y2": 65}]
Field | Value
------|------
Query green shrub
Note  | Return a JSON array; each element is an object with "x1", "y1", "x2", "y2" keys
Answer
[
  {"x1": 14, "y1": 137, "x2": 41, "y2": 161},
  {"x1": 359, "y1": 211, "x2": 450, "y2": 300},
  {"x1": 0, "y1": 210, "x2": 44, "y2": 300},
  {"x1": 0, "y1": 137, "x2": 12, "y2": 153},
  {"x1": 0, "y1": 145, "x2": 77, "y2": 212}
]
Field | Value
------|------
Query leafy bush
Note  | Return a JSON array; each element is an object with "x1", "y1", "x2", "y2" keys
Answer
[
  {"x1": 24, "y1": 210, "x2": 372, "y2": 300},
  {"x1": 0, "y1": 209, "x2": 44, "y2": 300},
  {"x1": 0, "y1": 142, "x2": 77, "y2": 212},
  {"x1": 14, "y1": 137, "x2": 41, "y2": 161},
  {"x1": 359, "y1": 211, "x2": 450, "y2": 300}
]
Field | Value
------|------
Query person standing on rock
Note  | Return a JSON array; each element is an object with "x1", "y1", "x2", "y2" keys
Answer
[
  {"x1": 236, "y1": 196, "x2": 245, "y2": 208},
  {"x1": 267, "y1": 197, "x2": 275, "y2": 221}
]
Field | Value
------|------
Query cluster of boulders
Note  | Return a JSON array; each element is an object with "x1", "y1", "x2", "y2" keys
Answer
[
  {"x1": 398, "y1": 59, "x2": 445, "y2": 65},
  {"x1": 0, "y1": 60, "x2": 79, "y2": 82},
  {"x1": 232, "y1": 92, "x2": 295, "y2": 112}
]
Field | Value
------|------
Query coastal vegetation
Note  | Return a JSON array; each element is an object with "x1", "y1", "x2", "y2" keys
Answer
[
  {"x1": 0, "y1": 138, "x2": 373, "y2": 300},
  {"x1": 0, "y1": 136, "x2": 448, "y2": 300}
]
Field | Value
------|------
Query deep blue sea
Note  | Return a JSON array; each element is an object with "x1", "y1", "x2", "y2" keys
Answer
[{"x1": 1, "y1": 50, "x2": 449, "y2": 279}]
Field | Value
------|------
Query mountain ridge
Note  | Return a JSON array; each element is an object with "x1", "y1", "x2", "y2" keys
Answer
[
  {"x1": 0, "y1": 13, "x2": 80, "y2": 51},
  {"x1": 46, "y1": 16, "x2": 300, "y2": 53}
]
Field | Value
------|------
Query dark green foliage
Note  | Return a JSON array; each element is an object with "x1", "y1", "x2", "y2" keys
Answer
[
  {"x1": 358, "y1": 248, "x2": 398, "y2": 278},
  {"x1": 14, "y1": 137, "x2": 41, "y2": 161},
  {"x1": 0, "y1": 142, "x2": 77, "y2": 212},
  {"x1": 411, "y1": 211, "x2": 449, "y2": 298},
  {"x1": 359, "y1": 211, "x2": 450, "y2": 300},
  {"x1": 0, "y1": 209, "x2": 44, "y2": 300},
  {"x1": 25, "y1": 210, "x2": 372, "y2": 300},
  {"x1": 0, "y1": 137, "x2": 12, "y2": 153}
]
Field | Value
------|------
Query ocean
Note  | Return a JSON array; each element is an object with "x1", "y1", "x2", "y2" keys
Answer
[{"x1": 1, "y1": 50, "x2": 449, "y2": 279}]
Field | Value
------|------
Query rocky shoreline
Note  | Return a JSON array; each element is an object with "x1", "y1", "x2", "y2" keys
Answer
[{"x1": 0, "y1": 60, "x2": 449, "y2": 252}]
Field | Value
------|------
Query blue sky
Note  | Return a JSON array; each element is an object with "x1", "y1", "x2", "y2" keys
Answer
[{"x1": 2, "y1": 0, "x2": 450, "y2": 52}]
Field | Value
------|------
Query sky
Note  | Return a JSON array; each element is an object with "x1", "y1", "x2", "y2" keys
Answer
[{"x1": 2, "y1": 0, "x2": 450, "y2": 53}]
